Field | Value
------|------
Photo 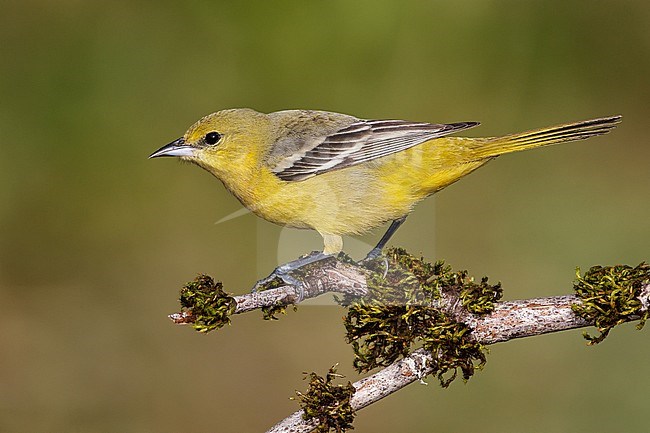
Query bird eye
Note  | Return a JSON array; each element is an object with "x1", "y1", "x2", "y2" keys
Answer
[{"x1": 204, "y1": 131, "x2": 221, "y2": 145}]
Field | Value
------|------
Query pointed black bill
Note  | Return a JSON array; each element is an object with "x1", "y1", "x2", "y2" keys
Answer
[{"x1": 149, "y1": 137, "x2": 195, "y2": 159}]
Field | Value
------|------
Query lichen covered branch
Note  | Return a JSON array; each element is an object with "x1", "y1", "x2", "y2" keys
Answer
[
  {"x1": 267, "y1": 286, "x2": 649, "y2": 433},
  {"x1": 169, "y1": 256, "x2": 368, "y2": 328},
  {"x1": 167, "y1": 251, "x2": 649, "y2": 433}
]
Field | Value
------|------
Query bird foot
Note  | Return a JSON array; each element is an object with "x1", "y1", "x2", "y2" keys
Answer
[
  {"x1": 357, "y1": 248, "x2": 390, "y2": 278},
  {"x1": 252, "y1": 269, "x2": 304, "y2": 300},
  {"x1": 361, "y1": 247, "x2": 383, "y2": 262},
  {"x1": 251, "y1": 251, "x2": 329, "y2": 301}
]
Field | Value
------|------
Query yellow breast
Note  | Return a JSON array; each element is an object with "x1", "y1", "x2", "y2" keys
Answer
[{"x1": 210, "y1": 137, "x2": 486, "y2": 236}]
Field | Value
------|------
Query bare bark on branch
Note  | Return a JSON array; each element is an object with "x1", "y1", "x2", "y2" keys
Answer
[
  {"x1": 167, "y1": 258, "x2": 650, "y2": 433},
  {"x1": 266, "y1": 292, "x2": 648, "y2": 433},
  {"x1": 169, "y1": 258, "x2": 368, "y2": 324}
]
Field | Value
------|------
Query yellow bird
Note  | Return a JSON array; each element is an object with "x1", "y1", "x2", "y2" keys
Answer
[{"x1": 150, "y1": 109, "x2": 621, "y2": 287}]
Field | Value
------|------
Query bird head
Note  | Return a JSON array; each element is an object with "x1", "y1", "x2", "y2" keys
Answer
[{"x1": 149, "y1": 108, "x2": 269, "y2": 177}]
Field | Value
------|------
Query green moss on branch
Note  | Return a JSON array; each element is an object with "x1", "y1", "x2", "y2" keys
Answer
[
  {"x1": 295, "y1": 366, "x2": 356, "y2": 433},
  {"x1": 572, "y1": 262, "x2": 650, "y2": 344},
  {"x1": 345, "y1": 248, "x2": 500, "y2": 387},
  {"x1": 179, "y1": 275, "x2": 236, "y2": 333}
]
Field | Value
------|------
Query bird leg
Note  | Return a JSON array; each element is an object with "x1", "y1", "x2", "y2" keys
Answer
[
  {"x1": 252, "y1": 251, "x2": 332, "y2": 299},
  {"x1": 252, "y1": 216, "x2": 407, "y2": 297},
  {"x1": 361, "y1": 215, "x2": 407, "y2": 262}
]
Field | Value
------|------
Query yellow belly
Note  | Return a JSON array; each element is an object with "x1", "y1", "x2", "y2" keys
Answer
[{"x1": 234, "y1": 137, "x2": 489, "y2": 236}]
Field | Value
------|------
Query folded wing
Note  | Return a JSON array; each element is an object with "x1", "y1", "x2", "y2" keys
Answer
[{"x1": 272, "y1": 118, "x2": 479, "y2": 181}]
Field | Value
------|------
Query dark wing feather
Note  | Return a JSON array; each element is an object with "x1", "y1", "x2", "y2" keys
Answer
[{"x1": 273, "y1": 119, "x2": 479, "y2": 181}]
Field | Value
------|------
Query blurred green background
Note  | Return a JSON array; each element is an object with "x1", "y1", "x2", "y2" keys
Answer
[{"x1": 1, "y1": 1, "x2": 649, "y2": 432}]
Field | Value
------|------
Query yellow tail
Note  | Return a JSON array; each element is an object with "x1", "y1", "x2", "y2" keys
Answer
[{"x1": 470, "y1": 115, "x2": 622, "y2": 160}]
